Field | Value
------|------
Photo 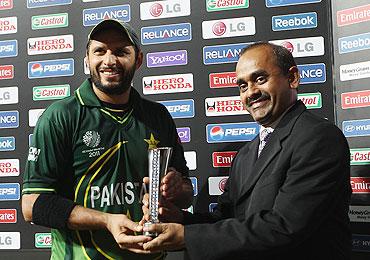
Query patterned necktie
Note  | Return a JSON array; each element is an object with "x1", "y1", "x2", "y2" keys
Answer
[{"x1": 258, "y1": 128, "x2": 273, "y2": 157}]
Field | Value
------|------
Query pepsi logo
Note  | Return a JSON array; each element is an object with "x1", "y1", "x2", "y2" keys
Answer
[
  {"x1": 31, "y1": 63, "x2": 43, "y2": 76},
  {"x1": 212, "y1": 21, "x2": 226, "y2": 36},
  {"x1": 150, "y1": 3, "x2": 163, "y2": 17},
  {"x1": 219, "y1": 177, "x2": 228, "y2": 192},
  {"x1": 210, "y1": 126, "x2": 224, "y2": 141},
  {"x1": 281, "y1": 41, "x2": 294, "y2": 53}
]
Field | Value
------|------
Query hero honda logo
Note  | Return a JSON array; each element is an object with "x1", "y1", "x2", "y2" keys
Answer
[
  {"x1": 83, "y1": 5, "x2": 130, "y2": 26},
  {"x1": 27, "y1": 34, "x2": 74, "y2": 55},
  {"x1": 28, "y1": 58, "x2": 74, "y2": 79},
  {"x1": 205, "y1": 96, "x2": 248, "y2": 116},
  {"x1": 270, "y1": 36, "x2": 324, "y2": 58},
  {"x1": 206, "y1": 0, "x2": 249, "y2": 12},
  {"x1": 140, "y1": 0, "x2": 190, "y2": 20},
  {"x1": 206, "y1": 122, "x2": 259, "y2": 143},
  {"x1": 27, "y1": 0, "x2": 72, "y2": 8},
  {"x1": 159, "y1": 99, "x2": 194, "y2": 119},
  {"x1": 0, "y1": 16, "x2": 17, "y2": 35},
  {"x1": 0, "y1": 159, "x2": 19, "y2": 177},
  {"x1": 202, "y1": 17, "x2": 256, "y2": 39},
  {"x1": 343, "y1": 119, "x2": 370, "y2": 137},
  {"x1": 0, "y1": 40, "x2": 17, "y2": 58},
  {"x1": 0, "y1": 136, "x2": 15, "y2": 151},
  {"x1": 203, "y1": 42, "x2": 251, "y2": 65},
  {"x1": 147, "y1": 50, "x2": 187, "y2": 68},
  {"x1": 141, "y1": 23, "x2": 191, "y2": 45},
  {"x1": 143, "y1": 73, "x2": 193, "y2": 95},
  {"x1": 266, "y1": 0, "x2": 321, "y2": 8}
]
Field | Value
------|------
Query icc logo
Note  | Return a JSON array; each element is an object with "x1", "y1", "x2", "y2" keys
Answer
[
  {"x1": 210, "y1": 126, "x2": 224, "y2": 141},
  {"x1": 212, "y1": 21, "x2": 226, "y2": 36},
  {"x1": 150, "y1": 3, "x2": 163, "y2": 17}
]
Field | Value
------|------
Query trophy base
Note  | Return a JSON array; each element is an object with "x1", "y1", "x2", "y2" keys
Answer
[{"x1": 143, "y1": 222, "x2": 158, "y2": 237}]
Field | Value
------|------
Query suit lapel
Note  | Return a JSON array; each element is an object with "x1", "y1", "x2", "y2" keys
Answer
[{"x1": 237, "y1": 101, "x2": 307, "y2": 202}]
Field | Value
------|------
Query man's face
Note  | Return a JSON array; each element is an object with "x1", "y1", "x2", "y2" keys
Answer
[
  {"x1": 236, "y1": 46, "x2": 298, "y2": 126},
  {"x1": 86, "y1": 28, "x2": 140, "y2": 95}
]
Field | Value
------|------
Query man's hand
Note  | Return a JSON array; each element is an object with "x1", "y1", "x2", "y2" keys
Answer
[
  {"x1": 142, "y1": 223, "x2": 185, "y2": 252},
  {"x1": 106, "y1": 213, "x2": 152, "y2": 254}
]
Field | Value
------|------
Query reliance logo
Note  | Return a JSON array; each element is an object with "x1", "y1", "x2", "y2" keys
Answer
[
  {"x1": 140, "y1": 0, "x2": 190, "y2": 20},
  {"x1": 141, "y1": 23, "x2": 191, "y2": 45},
  {"x1": 83, "y1": 5, "x2": 130, "y2": 26},
  {"x1": 27, "y1": 0, "x2": 71, "y2": 9},
  {"x1": 0, "y1": 111, "x2": 18, "y2": 129},
  {"x1": 203, "y1": 42, "x2": 251, "y2": 65},
  {"x1": 266, "y1": 0, "x2": 321, "y2": 8},
  {"x1": 202, "y1": 17, "x2": 255, "y2": 39},
  {"x1": 143, "y1": 73, "x2": 193, "y2": 95},
  {"x1": 297, "y1": 63, "x2": 326, "y2": 84}
]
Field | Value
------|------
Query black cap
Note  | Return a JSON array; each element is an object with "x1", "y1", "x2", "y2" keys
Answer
[{"x1": 88, "y1": 19, "x2": 140, "y2": 51}]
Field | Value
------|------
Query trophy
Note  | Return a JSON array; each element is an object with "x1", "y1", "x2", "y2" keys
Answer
[{"x1": 144, "y1": 147, "x2": 172, "y2": 237}]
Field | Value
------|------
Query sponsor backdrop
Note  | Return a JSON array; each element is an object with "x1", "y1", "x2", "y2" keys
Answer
[
  {"x1": 332, "y1": 0, "x2": 370, "y2": 256},
  {"x1": 0, "y1": 0, "x2": 366, "y2": 259}
]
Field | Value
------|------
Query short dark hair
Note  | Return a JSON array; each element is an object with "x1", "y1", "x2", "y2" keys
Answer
[{"x1": 239, "y1": 42, "x2": 296, "y2": 76}]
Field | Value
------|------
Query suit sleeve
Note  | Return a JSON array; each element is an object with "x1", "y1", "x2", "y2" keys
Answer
[{"x1": 184, "y1": 122, "x2": 350, "y2": 259}]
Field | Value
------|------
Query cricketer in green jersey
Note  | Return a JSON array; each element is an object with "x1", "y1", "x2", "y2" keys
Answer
[{"x1": 22, "y1": 19, "x2": 193, "y2": 260}]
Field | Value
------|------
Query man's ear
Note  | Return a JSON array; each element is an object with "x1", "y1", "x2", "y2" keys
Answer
[
  {"x1": 136, "y1": 51, "x2": 143, "y2": 70},
  {"x1": 288, "y1": 66, "x2": 300, "y2": 89}
]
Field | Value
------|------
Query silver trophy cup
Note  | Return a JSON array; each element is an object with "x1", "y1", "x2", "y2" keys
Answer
[{"x1": 144, "y1": 147, "x2": 172, "y2": 237}]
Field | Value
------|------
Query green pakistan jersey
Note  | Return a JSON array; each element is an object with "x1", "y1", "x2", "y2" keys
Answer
[{"x1": 23, "y1": 79, "x2": 189, "y2": 260}]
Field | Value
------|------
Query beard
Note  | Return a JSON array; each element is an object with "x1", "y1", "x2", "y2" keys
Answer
[{"x1": 91, "y1": 64, "x2": 136, "y2": 96}]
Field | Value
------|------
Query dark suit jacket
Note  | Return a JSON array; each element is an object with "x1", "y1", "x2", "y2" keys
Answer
[{"x1": 184, "y1": 101, "x2": 351, "y2": 260}]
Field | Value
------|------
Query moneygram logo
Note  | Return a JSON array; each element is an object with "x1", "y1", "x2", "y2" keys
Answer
[
  {"x1": 337, "y1": 4, "x2": 370, "y2": 27},
  {"x1": 28, "y1": 34, "x2": 74, "y2": 55},
  {"x1": 208, "y1": 176, "x2": 228, "y2": 195},
  {"x1": 140, "y1": 0, "x2": 190, "y2": 20},
  {"x1": 202, "y1": 17, "x2": 255, "y2": 39},
  {"x1": 0, "y1": 16, "x2": 17, "y2": 35},
  {"x1": 0, "y1": 183, "x2": 19, "y2": 201},
  {"x1": 340, "y1": 61, "x2": 370, "y2": 82},
  {"x1": 0, "y1": 159, "x2": 19, "y2": 177},
  {"x1": 206, "y1": 0, "x2": 249, "y2": 12},
  {"x1": 83, "y1": 5, "x2": 130, "y2": 26},
  {"x1": 27, "y1": 0, "x2": 71, "y2": 8},
  {"x1": 341, "y1": 90, "x2": 370, "y2": 110},
  {"x1": 147, "y1": 50, "x2": 187, "y2": 68},
  {"x1": 0, "y1": 40, "x2": 17, "y2": 58},
  {"x1": 0, "y1": 111, "x2": 18, "y2": 129},
  {"x1": 159, "y1": 99, "x2": 194, "y2": 119},
  {"x1": 350, "y1": 148, "x2": 370, "y2": 165},
  {"x1": 0, "y1": 0, "x2": 13, "y2": 10},
  {"x1": 0, "y1": 209, "x2": 16, "y2": 223},
  {"x1": 298, "y1": 63, "x2": 326, "y2": 84},
  {"x1": 349, "y1": 205, "x2": 370, "y2": 223},
  {"x1": 212, "y1": 151, "x2": 237, "y2": 167},
  {"x1": 0, "y1": 136, "x2": 15, "y2": 151},
  {"x1": 143, "y1": 73, "x2": 193, "y2": 95},
  {"x1": 0, "y1": 86, "x2": 18, "y2": 105},
  {"x1": 270, "y1": 36, "x2": 324, "y2": 58},
  {"x1": 298, "y1": 93, "x2": 322, "y2": 109},
  {"x1": 177, "y1": 127, "x2": 190, "y2": 143},
  {"x1": 141, "y1": 23, "x2": 191, "y2": 45},
  {"x1": 339, "y1": 32, "x2": 370, "y2": 54},
  {"x1": 272, "y1": 12, "x2": 317, "y2": 31},
  {"x1": 342, "y1": 119, "x2": 370, "y2": 137},
  {"x1": 206, "y1": 122, "x2": 259, "y2": 143},
  {"x1": 33, "y1": 84, "x2": 70, "y2": 101},
  {"x1": 32, "y1": 13, "x2": 68, "y2": 30},
  {"x1": 205, "y1": 96, "x2": 248, "y2": 116},
  {"x1": 35, "y1": 233, "x2": 52, "y2": 248},
  {"x1": 266, "y1": 0, "x2": 321, "y2": 8},
  {"x1": 351, "y1": 177, "x2": 370, "y2": 194},
  {"x1": 209, "y1": 71, "x2": 237, "y2": 88},
  {"x1": 28, "y1": 58, "x2": 74, "y2": 79},
  {"x1": 203, "y1": 42, "x2": 250, "y2": 65}
]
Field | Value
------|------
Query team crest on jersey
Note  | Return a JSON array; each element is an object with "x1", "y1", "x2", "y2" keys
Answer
[
  {"x1": 83, "y1": 130, "x2": 101, "y2": 148},
  {"x1": 144, "y1": 133, "x2": 160, "y2": 149}
]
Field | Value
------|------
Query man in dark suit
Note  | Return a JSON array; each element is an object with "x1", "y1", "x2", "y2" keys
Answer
[{"x1": 141, "y1": 42, "x2": 352, "y2": 260}]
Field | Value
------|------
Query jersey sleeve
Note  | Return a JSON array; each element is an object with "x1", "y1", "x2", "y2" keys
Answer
[{"x1": 23, "y1": 109, "x2": 72, "y2": 195}]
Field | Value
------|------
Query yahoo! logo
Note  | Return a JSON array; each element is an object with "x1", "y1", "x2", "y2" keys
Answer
[{"x1": 147, "y1": 50, "x2": 187, "y2": 68}]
